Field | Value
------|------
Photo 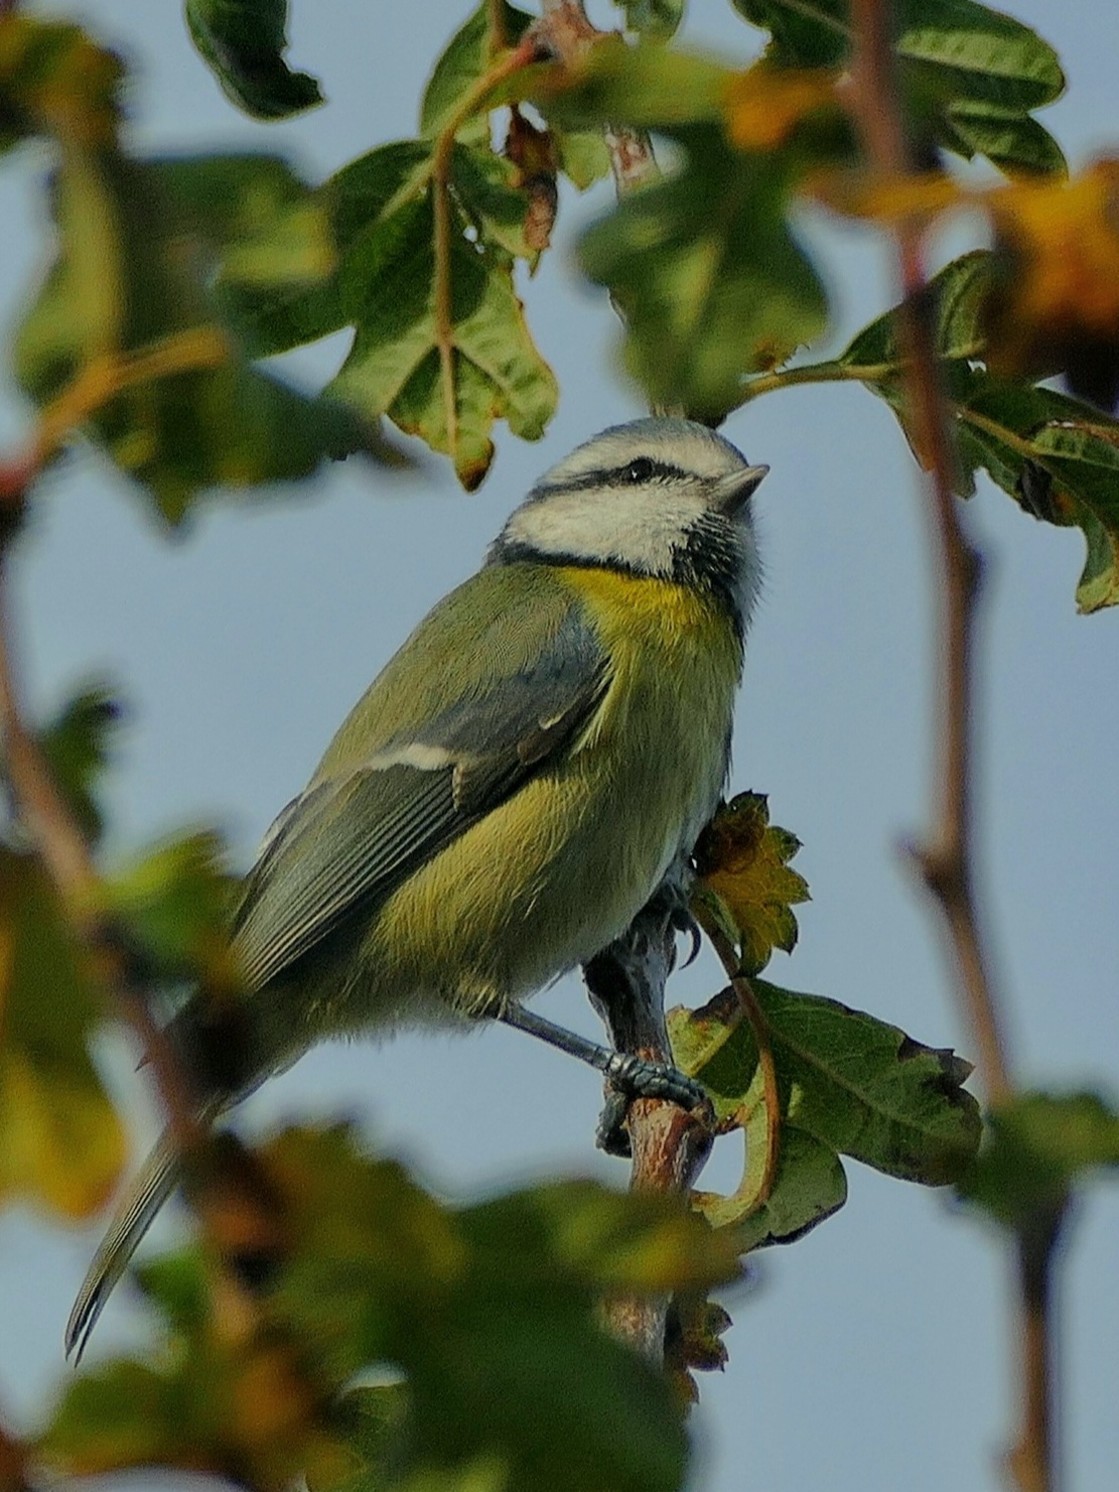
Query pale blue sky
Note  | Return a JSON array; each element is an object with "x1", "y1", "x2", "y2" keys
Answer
[{"x1": 2, "y1": 3, "x2": 1118, "y2": 1489}]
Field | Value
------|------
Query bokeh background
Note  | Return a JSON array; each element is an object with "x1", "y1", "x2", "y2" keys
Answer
[{"x1": 1, "y1": 2, "x2": 1117, "y2": 1488}]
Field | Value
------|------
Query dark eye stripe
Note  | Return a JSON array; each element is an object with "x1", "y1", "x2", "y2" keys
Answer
[
  {"x1": 617, "y1": 457, "x2": 687, "y2": 485},
  {"x1": 531, "y1": 458, "x2": 691, "y2": 499}
]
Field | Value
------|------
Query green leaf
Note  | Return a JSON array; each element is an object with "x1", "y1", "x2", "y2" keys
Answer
[
  {"x1": 731, "y1": 1126, "x2": 848, "y2": 1246},
  {"x1": 329, "y1": 166, "x2": 556, "y2": 488},
  {"x1": 267, "y1": 1126, "x2": 711, "y2": 1487},
  {"x1": 40, "y1": 1261, "x2": 338, "y2": 1488},
  {"x1": 107, "y1": 831, "x2": 236, "y2": 985},
  {"x1": 839, "y1": 250, "x2": 994, "y2": 369},
  {"x1": 546, "y1": 39, "x2": 734, "y2": 131},
  {"x1": 579, "y1": 126, "x2": 827, "y2": 421},
  {"x1": 828, "y1": 254, "x2": 1119, "y2": 611},
  {"x1": 733, "y1": 0, "x2": 1065, "y2": 173},
  {"x1": 420, "y1": 2, "x2": 533, "y2": 139},
  {"x1": 37, "y1": 683, "x2": 123, "y2": 846},
  {"x1": 223, "y1": 138, "x2": 555, "y2": 484},
  {"x1": 0, "y1": 16, "x2": 124, "y2": 153},
  {"x1": 553, "y1": 127, "x2": 612, "y2": 191},
  {"x1": 617, "y1": 0, "x2": 686, "y2": 39},
  {"x1": 952, "y1": 374, "x2": 1119, "y2": 613},
  {"x1": 0, "y1": 851, "x2": 125, "y2": 1219},
  {"x1": 15, "y1": 149, "x2": 373, "y2": 523},
  {"x1": 226, "y1": 140, "x2": 433, "y2": 359},
  {"x1": 185, "y1": 0, "x2": 323, "y2": 120},
  {"x1": 310, "y1": 1385, "x2": 410, "y2": 1492},
  {"x1": 960, "y1": 1091, "x2": 1119, "y2": 1226},
  {"x1": 672, "y1": 982, "x2": 980, "y2": 1186}
]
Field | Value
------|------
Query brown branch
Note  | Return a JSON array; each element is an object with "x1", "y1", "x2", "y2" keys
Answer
[
  {"x1": 848, "y1": 0, "x2": 1011, "y2": 1110},
  {"x1": 848, "y1": 4, "x2": 1061, "y2": 1490},
  {"x1": 584, "y1": 882, "x2": 714, "y2": 1361},
  {"x1": 0, "y1": 560, "x2": 205, "y2": 1147}
]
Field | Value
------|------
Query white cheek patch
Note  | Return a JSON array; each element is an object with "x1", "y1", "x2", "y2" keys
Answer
[{"x1": 503, "y1": 485, "x2": 709, "y2": 576}]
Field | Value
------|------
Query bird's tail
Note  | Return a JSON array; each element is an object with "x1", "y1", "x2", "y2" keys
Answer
[{"x1": 65, "y1": 1126, "x2": 181, "y2": 1362}]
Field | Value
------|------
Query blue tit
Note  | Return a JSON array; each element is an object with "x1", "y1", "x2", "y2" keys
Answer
[{"x1": 67, "y1": 416, "x2": 766, "y2": 1356}]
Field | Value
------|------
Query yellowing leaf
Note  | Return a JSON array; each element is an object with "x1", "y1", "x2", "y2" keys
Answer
[
  {"x1": 987, "y1": 159, "x2": 1119, "y2": 395},
  {"x1": 0, "y1": 851, "x2": 124, "y2": 1218},
  {"x1": 692, "y1": 791, "x2": 809, "y2": 975},
  {"x1": 724, "y1": 64, "x2": 842, "y2": 152},
  {"x1": 0, "y1": 17, "x2": 123, "y2": 151}
]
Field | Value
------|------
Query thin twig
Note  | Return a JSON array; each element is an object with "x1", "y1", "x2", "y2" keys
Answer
[
  {"x1": 848, "y1": 0, "x2": 1012, "y2": 1106},
  {"x1": 0, "y1": 558, "x2": 204, "y2": 1148},
  {"x1": 848, "y1": 3, "x2": 1059, "y2": 1489}
]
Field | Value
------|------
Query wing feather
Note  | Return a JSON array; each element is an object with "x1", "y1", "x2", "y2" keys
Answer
[{"x1": 231, "y1": 589, "x2": 609, "y2": 992}]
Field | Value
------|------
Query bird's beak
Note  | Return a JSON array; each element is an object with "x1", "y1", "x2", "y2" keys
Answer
[{"x1": 715, "y1": 464, "x2": 768, "y2": 514}]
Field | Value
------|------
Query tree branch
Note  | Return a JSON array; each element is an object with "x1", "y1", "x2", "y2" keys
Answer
[
  {"x1": 584, "y1": 880, "x2": 714, "y2": 1361},
  {"x1": 848, "y1": 4, "x2": 1061, "y2": 1489}
]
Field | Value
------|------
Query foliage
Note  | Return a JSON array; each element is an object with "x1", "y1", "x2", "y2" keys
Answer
[{"x1": 1, "y1": 0, "x2": 1117, "y2": 1490}]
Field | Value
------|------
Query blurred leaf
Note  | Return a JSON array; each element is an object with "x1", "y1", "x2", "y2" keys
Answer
[
  {"x1": 553, "y1": 127, "x2": 611, "y2": 190},
  {"x1": 107, "y1": 831, "x2": 237, "y2": 985},
  {"x1": 15, "y1": 149, "x2": 373, "y2": 523},
  {"x1": 724, "y1": 62, "x2": 845, "y2": 152},
  {"x1": 0, "y1": 851, "x2": 124, "y2": 1219},
  {"x1": 580, "y1": 124, "x2": 827, "y2": 420},
  {"x1": 617, "y1": 0, "x2": 686, "y2": 39},
  {"x1": 41, "y1": 1262, "x2": 342, "y2": 1490},
  {"x1": 266, "y1": 1125, "x2": 728, "y2": 1486},
  {"x1": 37, "y1": 683, "x2": 123, "y2": 846},
  {"x1": 0, "y1": 16, "x2": 123, "y2": 153},
  {"x1": 186, "y1": 0, "x2": 323, "y2": 120},
  {"x1": 960, "y1": 1091, "x2": 1119, "y2": 1226},
  {"x1": 732, "y1": 0, "x2": 1064, "y2": 174},
  {"x1": 420, "y1": 2, "x2": 533, "y2": 140},
  {"x1": 235, "y1": 1127, "x2": 719, "y2": 1492},
  {"x1": 310, "y1": 1384, "x2": 410, "y2": 1492},
  {"x1": 692, "y1": 791, "x2": 810, "y2": 975},
  {"x1": 45, "y1": 1124, "x2": 730, "y2": 1484},
  {"x1": 986, "y1": 160, "x2": 1119, "y2": 406},
  {"x1": 544, "y1": 39, "x2": 733, "y2": 130}
]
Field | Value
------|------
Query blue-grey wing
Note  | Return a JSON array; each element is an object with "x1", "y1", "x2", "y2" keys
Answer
[{"x1": 230, "y1": 604, "x2": 610, "y2": 991}]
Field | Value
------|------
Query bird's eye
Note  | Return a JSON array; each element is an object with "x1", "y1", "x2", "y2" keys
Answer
[{"x1": 623, "y1": 457, "x2": 656, "y2": 484}]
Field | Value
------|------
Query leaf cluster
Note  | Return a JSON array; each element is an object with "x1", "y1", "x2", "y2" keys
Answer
[{"x1": 40, "y1": 1124, "x2": 744, "y2": 1492}]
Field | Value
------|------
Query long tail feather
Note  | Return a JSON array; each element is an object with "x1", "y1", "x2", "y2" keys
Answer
[{"x1": 65, "y1": 1128, "x2": 181, "y2": 1361}]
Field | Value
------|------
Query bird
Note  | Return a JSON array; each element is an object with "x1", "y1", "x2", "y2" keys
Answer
[{"x1": 66, "y1": 416, "x2": 766, "y2": 1358}]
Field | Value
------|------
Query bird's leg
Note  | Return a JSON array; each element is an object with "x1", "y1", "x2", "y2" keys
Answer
[{"x1": 494, "y1": 1001, "x2": 706, "y2": 1111}]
